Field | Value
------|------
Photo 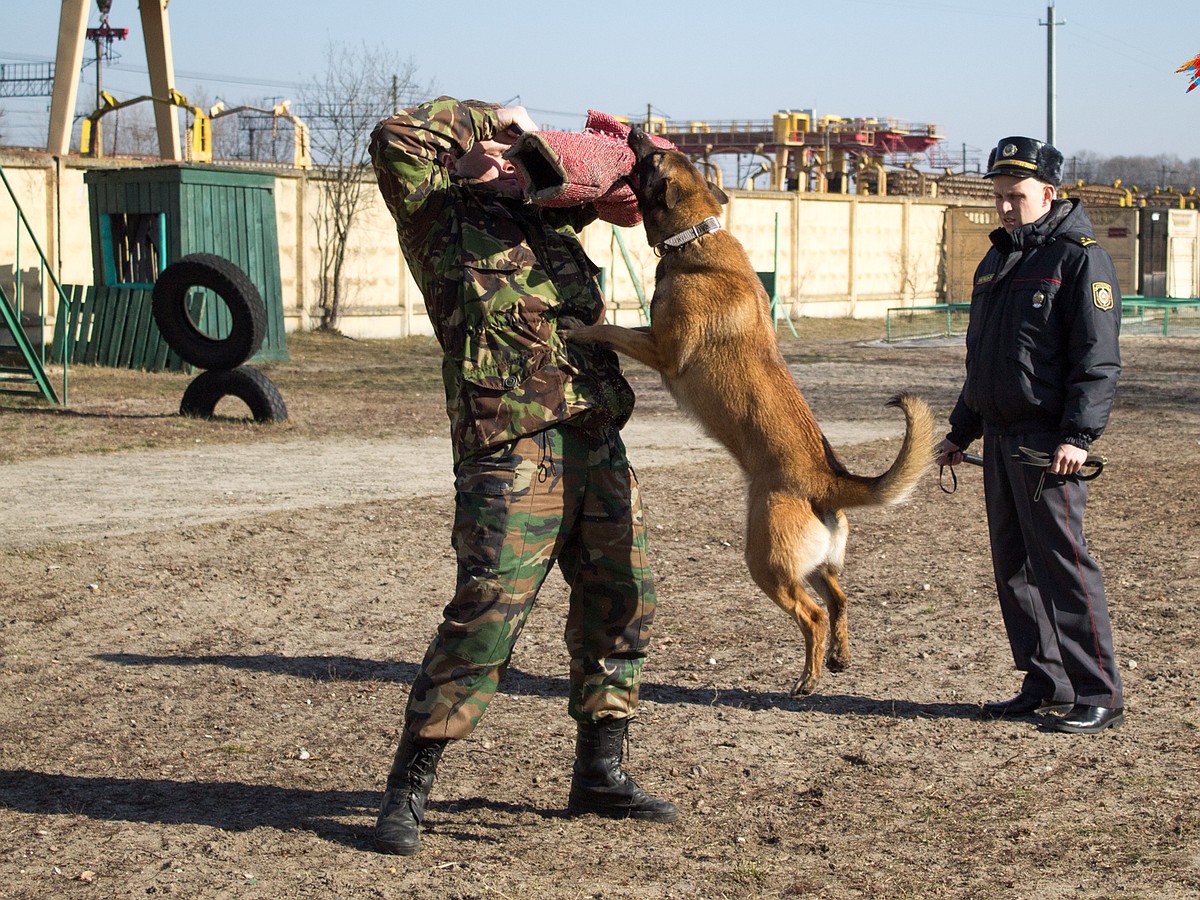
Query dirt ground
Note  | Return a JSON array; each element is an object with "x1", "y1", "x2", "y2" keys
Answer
[{"x1": 1, "y1": 325, "x2": 1198, "y2": 900}]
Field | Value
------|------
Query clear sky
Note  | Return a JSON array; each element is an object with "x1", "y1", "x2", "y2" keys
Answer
[{"x1": 5, "y1": 0, "x2": 1198, "y2": 168}]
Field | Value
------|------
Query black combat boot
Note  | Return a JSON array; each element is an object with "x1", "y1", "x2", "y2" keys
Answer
[
  {"x1": 374, "y1": 734, "x2": 447, "y2": 855},
  {"x1": 567, "y1": 718, "x2": 678, "y2": 823}
]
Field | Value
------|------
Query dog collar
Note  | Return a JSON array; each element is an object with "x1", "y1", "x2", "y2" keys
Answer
[{"x1": 655, "y1": 216, "x2": 722, "y2": 255}]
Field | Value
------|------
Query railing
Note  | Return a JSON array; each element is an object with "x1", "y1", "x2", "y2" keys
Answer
[
  {"x1": 1121, "y1": 296, "x2": 1200, "y2": 335},
  {"x1": 885, "y1": 303, "x2": 971, "y2": 342},
  {"x1": 0, "y1": 161, "x2": 72, "y2": 404},
  {"x1": 886, "y1": 297, "x2": 1200, "y2": 342}
]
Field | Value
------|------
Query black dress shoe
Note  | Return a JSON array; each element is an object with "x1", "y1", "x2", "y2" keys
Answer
[
  {"x1": 979, "y1": 692, "x2": 1073, "y2": 719},
  {"x1": 1049, "y1": 705, "x2": 1125, "y2": 734}
]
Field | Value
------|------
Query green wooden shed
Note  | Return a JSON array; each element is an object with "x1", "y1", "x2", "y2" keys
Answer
[{"x1": 54, "y1": 164, "x2": 289, "y2": 370}]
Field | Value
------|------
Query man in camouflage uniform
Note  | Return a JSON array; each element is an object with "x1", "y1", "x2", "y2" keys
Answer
[{"x1": 368, "y1": 96, "x2": 677, "y2": 856}]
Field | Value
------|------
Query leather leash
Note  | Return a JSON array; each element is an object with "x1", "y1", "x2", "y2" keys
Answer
[{"x1": 939, "y1": 447, "x2": 1107, "y2": 500}]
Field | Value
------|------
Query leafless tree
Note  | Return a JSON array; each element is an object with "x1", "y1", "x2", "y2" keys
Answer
[
  {"x1": 300, "y1": 42, "x2": 429, "y2": 331},
  {"x1": 1066, "y1": 151, "x2": 1200, "y2": 192},
  {"x1": 894, "y1": 248, "x2": 928, "y2": 303},
  {"x1": 191, "y1": 89, "x2": 304, "y2": 165},
  {"x1": 182, "y1": 86, "x2": 250, "y2": 162},
  {"x1": 106, "y1": 102, "x2": 159, "y2": 157}
]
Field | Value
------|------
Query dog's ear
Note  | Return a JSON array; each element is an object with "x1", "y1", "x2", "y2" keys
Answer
[
  {"x1": 664, "y1": 179, "x2": 683, "y2": 209},
  {"x1": 708, "y1": 182, "x2": 729, "y2": 205}
]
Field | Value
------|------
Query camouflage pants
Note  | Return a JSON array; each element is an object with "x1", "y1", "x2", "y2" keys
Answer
[{"x1": 403, "y1": 423, "x2": 658, "y2": 742}]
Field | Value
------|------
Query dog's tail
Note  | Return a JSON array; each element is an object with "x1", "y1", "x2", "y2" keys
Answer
[{"x1": 826, "y1": 392, "x2": 936, "y2": 509}]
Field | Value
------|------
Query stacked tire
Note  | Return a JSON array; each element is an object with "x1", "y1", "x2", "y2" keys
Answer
[{"x1": 152, "y1": 253, "x2": 288, "y2": 423}]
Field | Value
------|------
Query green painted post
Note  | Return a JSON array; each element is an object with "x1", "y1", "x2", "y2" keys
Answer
[{"x1": 612, "y1": 225, "x2": 650, "y2": 322}]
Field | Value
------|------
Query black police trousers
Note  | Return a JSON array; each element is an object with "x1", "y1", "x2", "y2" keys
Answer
[{"x1": 982, "y1": 431, "x2": 1124, "y2": 708}]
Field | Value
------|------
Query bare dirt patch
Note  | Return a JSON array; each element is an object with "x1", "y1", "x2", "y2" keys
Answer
[{"x1": 1, "y1": 326, "x2": 1198, "y2": 899}]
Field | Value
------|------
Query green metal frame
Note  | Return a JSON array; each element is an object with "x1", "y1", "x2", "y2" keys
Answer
[
  {"x1": 0, "y1": 282, "x2": 59, "y2": 403},
  {"x1": 760, "y1": 212, "x2": 797, "y2": 336},
  {"x1": 611, "y1": 225, "x2": 651, "y2": 322},
  {"x1": 0, "y1": 161, "x2": 71, "y2": 404}
]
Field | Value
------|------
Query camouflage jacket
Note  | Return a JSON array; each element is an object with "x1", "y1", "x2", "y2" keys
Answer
[{"x1": 369, "y1": 96, "x2": 634, "y2": 464}]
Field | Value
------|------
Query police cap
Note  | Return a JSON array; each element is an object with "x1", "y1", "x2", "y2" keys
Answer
[{"x1": 984, "y1": 136, "x2": 1064, "y2": 186}]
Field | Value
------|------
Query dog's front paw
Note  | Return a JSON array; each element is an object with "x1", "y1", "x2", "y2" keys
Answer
[
  {"x1": 558, "y1": 316, "x2": 593, "y2": 342},
  {"x1": 790, "y1": 672, "x2": 819, "y2": 697}
]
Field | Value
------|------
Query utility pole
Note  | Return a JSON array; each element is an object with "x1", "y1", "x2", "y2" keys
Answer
[
  {"x1": 1040, "y1": 3, "x2": 1065, "y2": 146},
  {"x1": 84, "y1": 0, "x2": 128, "y2": 154}
]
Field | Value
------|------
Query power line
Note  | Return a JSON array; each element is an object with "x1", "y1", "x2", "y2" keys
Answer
[
  {"x1": 122, "y1": 63, "x2": 306, "y2": 91},
  {"x1": 0, "y1": 48, "x2": 309, "y2": 93}
]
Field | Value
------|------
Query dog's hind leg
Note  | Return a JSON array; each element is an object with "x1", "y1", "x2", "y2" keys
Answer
[
  {"x1": 745, "y1": 492, "x2": 833, "y2": 696},
  {"x1": 808, "y1": 511, "x2": 851, "y2": 673},
  {"x1": 809, "y1": 568, "x2": 850, "y2": 673},
  {"x1": 779, "y1": 581, "x2": 831, "y2": 696}
]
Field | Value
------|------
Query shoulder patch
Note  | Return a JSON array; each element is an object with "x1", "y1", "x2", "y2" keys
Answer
[
  {"x1": 1092, "y1": 282, "x2": 1114, "y2": 310},
  {"x1": 975, "y1": 272, "x2": 994, "y2": 285}
]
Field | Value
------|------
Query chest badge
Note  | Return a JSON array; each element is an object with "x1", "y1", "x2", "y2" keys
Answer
[
  {"x1": 1092, "y1": 282, "x2": 1114, "y2": 310},
  {"x1": 1032, "y1": 290, "x2": 1046, "y2": 309}
]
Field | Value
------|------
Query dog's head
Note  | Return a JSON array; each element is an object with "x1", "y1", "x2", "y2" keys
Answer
[{"x1": 627, "y1": 125, "x2": 728, "y2": 244}]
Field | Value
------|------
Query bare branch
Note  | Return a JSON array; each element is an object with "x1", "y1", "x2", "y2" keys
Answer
[{"x1": 299, "y1": 42, "x2": 431, "y2": 331}]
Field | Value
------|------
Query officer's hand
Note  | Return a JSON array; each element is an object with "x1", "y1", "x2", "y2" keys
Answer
[
  {"x1": 935, "y1": 439, "x2": 964, "y2": 468},
  {"x1": 1051, "y1": 443, "x2": 1087, "y2": 475}
]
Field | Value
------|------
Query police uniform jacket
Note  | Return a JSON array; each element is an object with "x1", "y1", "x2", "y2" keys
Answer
[{"x1": 947, "y1": 198, "x2": 1121, "y2": 451}]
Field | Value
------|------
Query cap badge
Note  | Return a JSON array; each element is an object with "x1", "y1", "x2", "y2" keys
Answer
[{"x1": 1002, "y1": 143, "x2": 1018, "y2": 158}]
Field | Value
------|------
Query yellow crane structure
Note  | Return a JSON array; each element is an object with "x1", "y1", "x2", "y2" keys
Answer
[
  {"x1": 49, "y1": 0, "x2": 184, "y2": 160},
  {"x1": 49, "y1": 2, "x2": 310, "y2": 168},
  {"x1": 79, "y1": 90, "x2": 311, "y2": 168}
]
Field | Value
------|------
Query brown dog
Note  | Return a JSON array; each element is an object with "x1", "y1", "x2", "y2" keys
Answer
[{"x1": 565, "y1": 126, "x2": 935, "y2": 696}]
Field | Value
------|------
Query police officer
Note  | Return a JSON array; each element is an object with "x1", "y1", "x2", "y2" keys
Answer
[
  {"x1": 366, "y1": 98, "x2": 677, "y2": 856},
  {"x1": 936, "y1": 136, "x2": 1125, "y2": 735}
]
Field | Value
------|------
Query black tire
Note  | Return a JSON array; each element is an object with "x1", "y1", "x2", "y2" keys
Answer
[
  {"x1": 153, "y1": 253, "x2": 267, "y2": 370},
  {"x1": 180, "y1": 367, "x2": 288, "y2": 424}
]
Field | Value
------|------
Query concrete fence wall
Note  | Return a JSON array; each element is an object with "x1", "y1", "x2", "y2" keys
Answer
[
  {"x1": 1166, "y1": 208, "x2": 1199, "y2": 298},
  {"x1": 0, "y1": 152, "x2": 993, "y2": 339}
]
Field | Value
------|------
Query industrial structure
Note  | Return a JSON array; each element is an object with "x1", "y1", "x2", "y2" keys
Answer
[
  {"x1": 645, "y1": 111, "x2": 944, "y2": 193},
  {"x1": 46, "y1": 0, "x2": 182, "y2": 160},
  {"x1": 24, "y1": 1, "x2": 311, "y2": 168}
]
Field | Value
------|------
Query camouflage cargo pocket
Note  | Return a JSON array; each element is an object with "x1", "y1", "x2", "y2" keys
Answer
[{"x1": 450, "y1": 442, "x2": 540, "y2": 581}]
